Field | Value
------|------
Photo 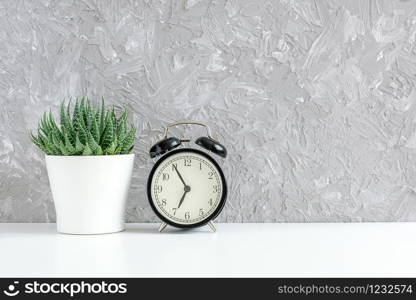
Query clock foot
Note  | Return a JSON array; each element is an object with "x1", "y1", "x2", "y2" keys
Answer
[
  {"x1": 158, "y1": 222, "x2": 167, "y2": 232},
  {"x1": 208, "y1": 221, "x2": 216, "y2": 232}
]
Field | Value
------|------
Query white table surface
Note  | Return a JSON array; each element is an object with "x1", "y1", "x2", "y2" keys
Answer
[{"x1": 0, "y1": 223, "x2": 415, "y2": 277}]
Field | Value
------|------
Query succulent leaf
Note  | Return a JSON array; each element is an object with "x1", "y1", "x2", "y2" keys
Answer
[
  {"x1": 120, "y1": 126, "x2": 136, "y2": 153},
  {"x1": 75, "y1": 134, "x2": 84, "y2": 153},
  {"x1": 94, "y1": 145, "x2": 103, "y2": 155},
  {"x1": 82, "y1": 142, "x2": 93, "y2": 155},
  {"x1": 30, "y1": 98, "x2": 136, "y2": 156},
  {"x1": 63, "y1": 129, "x2": 76, "y2": 154},
  {"x1": 105, "y1": 140, "x2": 117, "y2": 155},
  {"x1": 100, "y1": 97, "x2": 106, "y2": 135},
  {"x1": 101, "y1": 115, "x2": 114, "y2": 149},
  {"x1": 86, "y1": 131, "x2": 99, "y2": 152},
  {"x1": 91, "y1": 116, "x2": 100, "y2": 142},
  {"x1": 60, "y1": 102, "x2": 74, "y2": 144}
]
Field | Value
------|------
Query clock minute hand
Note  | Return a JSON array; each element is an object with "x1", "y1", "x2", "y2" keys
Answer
[{"x1": 173, "y1": 164, "x2": 187, "y2": 187}]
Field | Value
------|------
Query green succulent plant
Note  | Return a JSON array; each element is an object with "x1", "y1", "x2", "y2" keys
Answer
[{"x1": 30, "y1": 98, "x2": 136, "y2": 155}]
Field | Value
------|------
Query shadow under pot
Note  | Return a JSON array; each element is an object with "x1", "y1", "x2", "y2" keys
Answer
[{"x1": 45, "y1": 154, "x2": 134, "y2": 234}]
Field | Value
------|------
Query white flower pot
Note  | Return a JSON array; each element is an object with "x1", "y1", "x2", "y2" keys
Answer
[{"x1": 45, "y1": 154, "x2": 135, "y2": 234}]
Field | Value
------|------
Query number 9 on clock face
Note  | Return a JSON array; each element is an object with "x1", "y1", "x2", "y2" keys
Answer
[{"x1": 147, "y1": 148, "x2": 227, "y2": 228}]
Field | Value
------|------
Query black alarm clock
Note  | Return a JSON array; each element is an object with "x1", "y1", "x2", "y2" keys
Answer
[{"x1": 147, "y1": 121, "x2": 227, "y2": 232}]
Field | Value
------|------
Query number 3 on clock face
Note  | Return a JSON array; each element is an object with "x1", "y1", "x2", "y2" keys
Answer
[{"x1": 148, "y1": 148, "x2": 227, "y2": 228}]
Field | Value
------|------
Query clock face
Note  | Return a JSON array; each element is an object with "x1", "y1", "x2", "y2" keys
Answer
[{"x1": 148, "y1": 148, "x2": 227, "y2": 228}]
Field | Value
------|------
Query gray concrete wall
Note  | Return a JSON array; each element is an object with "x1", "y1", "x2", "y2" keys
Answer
[{"x1": 1, "y1": 0, "x2": 416, "y2": 222}]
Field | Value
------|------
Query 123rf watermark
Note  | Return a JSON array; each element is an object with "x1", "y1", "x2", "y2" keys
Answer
[
  {"x1": 2, "y1": 280, "x2": 127, "y2": 297},
  {"x1": 277, "y1": 283, "x2": 413, "y2": 296}
]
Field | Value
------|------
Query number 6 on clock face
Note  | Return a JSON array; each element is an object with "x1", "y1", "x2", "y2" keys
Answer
[{"x1": 148, "y1": 148, "x2": 227, "y2": 228}]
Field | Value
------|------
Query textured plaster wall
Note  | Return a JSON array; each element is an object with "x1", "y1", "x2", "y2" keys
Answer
[{"x1": 1, "y1": 0, "x2": 416, "y2": 222}]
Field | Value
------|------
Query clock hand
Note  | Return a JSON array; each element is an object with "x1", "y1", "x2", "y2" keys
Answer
[
  {"x1": 177, "y1": 191, "x2": 187, "y2": 209},
  {"x1": 173, "y1": 164, "x2": 187, "y2": 187},
  {"x1": 178, "y1": 185, "x2": 191, "y2": 209}
]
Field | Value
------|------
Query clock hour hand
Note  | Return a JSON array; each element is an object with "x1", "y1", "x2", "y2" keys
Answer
[
  {"x1": 178, "y1": 191, "x2": 187, "y2": 209},
  {"x1": 178, "y1": 185, "x2": 191, "y2": 209},
  {"x1": 173, "y1": 164, "x2": 187, "y2": 187}
]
